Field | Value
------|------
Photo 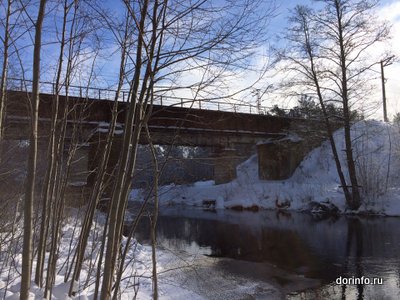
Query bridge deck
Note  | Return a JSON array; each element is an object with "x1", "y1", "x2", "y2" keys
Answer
[{"x1": 4, "y1": 90, "x2": 318, "y2": 147}]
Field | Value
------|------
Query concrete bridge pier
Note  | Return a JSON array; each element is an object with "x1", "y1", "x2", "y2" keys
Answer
[
  {"x1": 64, "y1": 144, "x2": 91, "y2": 207},
  {"x1": 36, "y1": 139, "x2": 91, "y2": 186},
  {"x1": 212, "y1": 147, "x2": 243, "y2": 185},
  {"x1": 257, "y1": 138, "x2": 305, "y2": 180},
  {"x1": 68, "y1": 144, "x2": 91, "y2": 185},
  {"x1": 87, "y1": 131, "x2": 123, "y2": 197},
  {"x1": 34, "y1": 139, "x2": 92, "y2": 207}
]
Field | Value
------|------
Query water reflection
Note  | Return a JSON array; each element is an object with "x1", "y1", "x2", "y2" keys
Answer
[{"x1": 132, "y1": 206, "x2": 400, "y2": 299}]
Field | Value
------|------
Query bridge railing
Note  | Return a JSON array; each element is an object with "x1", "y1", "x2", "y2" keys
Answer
[
  {"x1": 6, "y1": 77, "x2": 129, "y2": 102},
  {"x1": 6, "y1": 77, "x2": 289, "y2": 116},
  {"x1": 154, "y1": 95, "x2": 276, "y2": 115}
]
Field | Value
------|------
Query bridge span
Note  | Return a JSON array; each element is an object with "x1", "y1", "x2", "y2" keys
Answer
[
  {"x1": 5, "y1": 90, "x2": 293, "y2": 146},
  {"x1": 4, "y1": 89, "x2": 332, "y2": 186}
]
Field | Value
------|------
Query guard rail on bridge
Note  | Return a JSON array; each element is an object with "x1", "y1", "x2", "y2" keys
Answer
[{"x1": 5, "y1": 77, "x2": 289, "y2": 116}]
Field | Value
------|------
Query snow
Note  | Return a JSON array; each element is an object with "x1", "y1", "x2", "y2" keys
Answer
[
  {"x1": 0, "y1": 209, "x2": 281, "y2": 299},
  {"x1": 256, "y1": 133, "x2": 303, "y2": 145},
  {"x1": 131, "y1": 120, "x2": 400, "y2": 216},
  {"x1": 94, "y1": 122, "x2": 124, "y2": 135}
]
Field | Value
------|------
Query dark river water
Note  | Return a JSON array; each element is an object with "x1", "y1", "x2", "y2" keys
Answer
[{"x1": 132, "y1": 205, "x2": 400, "y2": 299}]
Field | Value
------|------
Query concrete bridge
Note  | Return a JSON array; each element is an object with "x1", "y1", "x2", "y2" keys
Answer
[{"x1": 4, "y1": 90, "x2": 332, "y2": 187}]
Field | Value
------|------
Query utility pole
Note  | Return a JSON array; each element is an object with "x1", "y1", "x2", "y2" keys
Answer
[
  {"x1": 252, "y1": 85, "x2": 273, "y2": 115},
  {"x1": 252, "y1": 88, "x2": 261, "y2": 114},
  {"x1": 380, "y1": 55, "x2": 395, "y2": 122}
]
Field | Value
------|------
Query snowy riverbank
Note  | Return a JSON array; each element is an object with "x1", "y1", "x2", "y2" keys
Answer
[
  {"x1": 131, "y1": 120, "x2": 400, "y2": 216},
  {"x1": 1, "y1": 209, "x2": 286, "y2": 299}
]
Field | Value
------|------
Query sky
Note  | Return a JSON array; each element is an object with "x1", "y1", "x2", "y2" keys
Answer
[
  {"x1": 216, "y1": 0, "x2": 400, "y2": 120},
  {"x1": 234, "y1": 0, "x2": 400, "y2": 120},
  {"x1": 135, "y1": 0, "x2": 400, "y2": 120},
  {"x1": 4, "y1": 0, "x2": 399, "y2": 120}
]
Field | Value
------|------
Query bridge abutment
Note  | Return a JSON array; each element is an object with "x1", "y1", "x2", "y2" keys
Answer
[{"x1": 257, "y1": 139, "x2": 305, "y2": 180}]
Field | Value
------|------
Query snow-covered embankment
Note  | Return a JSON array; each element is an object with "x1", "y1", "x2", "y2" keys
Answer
[{"x1": 131, "y1": 120, "x2": 400, "y2": 216}]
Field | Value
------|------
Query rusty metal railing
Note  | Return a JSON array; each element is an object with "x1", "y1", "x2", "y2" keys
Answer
[{"x1": 6, "y1": 77, "x2": 287, "y2": 115}]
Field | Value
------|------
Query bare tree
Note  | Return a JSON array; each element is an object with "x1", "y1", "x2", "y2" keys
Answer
[
  {"x1": 68, "y1": 8, "x2": 132, "y2": 297},
  {"x1": 20, "y1": 0, "x2": 47, "y2": 298},
  {"x1": 0, "y1": 0, "x2": 275, "y2": 298},
  {"x1": 282, "y1": 0, "x2": 390, "y2": 210},
  {"x1": 146, "y1": 125, "x2": 160, "y2": 300},
  {"x1": 97, "y1": 0, "x2": 276, "y2": 298},
  {"x1": 0, "y1": 0, "x2": 12, "y2": 145},
  {"x1": 281, "y1": 5, "x2": 353, "y2": 207},
  {"x1": 34, "y1": 0, "x2": 71, "y2": 287}
]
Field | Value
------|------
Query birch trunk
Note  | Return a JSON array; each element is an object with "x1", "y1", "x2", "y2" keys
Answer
[{"x1": 20, "y1": 0, "x2": 47, "y2": 298}]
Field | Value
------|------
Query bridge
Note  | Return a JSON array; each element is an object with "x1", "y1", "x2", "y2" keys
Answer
[
  {"x1": 3, "y1": 84, "x2": 332, "y2": 189},
  {"x1": 5, "y1": 90, "x2": 289, "y2": 147}
]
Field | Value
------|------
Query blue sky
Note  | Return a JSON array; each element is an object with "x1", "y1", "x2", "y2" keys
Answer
[
  {"x1": 244, "y1": 0, "x2": 400, "y2": 119},
  {"x1": 3, "y1": 0, "x2": 399, "y2": 119}
]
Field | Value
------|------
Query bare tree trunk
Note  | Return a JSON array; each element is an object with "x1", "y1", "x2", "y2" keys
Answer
[
  {"x1": 20, "y1": 0, "x2": 47, "y2": 298},
  {"x1": 295, "y1": 7, "x2": 352, "y2": 205},
  {"x1": 317, "y1": 94, "x2": 352, "y2": 203},
  {"x1": 103, "y1": 1, "x2": 171, "y2": 296},
  {"x1": 93, "y1": 212, "x2": 109, "y2": 299},
  {"x1": 0, "y1": 0, "x2": 12, "y2": 146},
  {"x1": 146, "y1": 125, "x2": 159, "y2": 300},
  {"x1": 285, "y1": 0, "x2": 388, "y2": 210},
  {"x1": 35, "y1": 0, "x2": 70, "y2": 287},
  {"x1": 68, "y1": 13, "x2": 130, "y2": 297},
  {"x1": 45, "y1": 120, "x2": 79, "y2": 298},
  {"x1": 343, "y1": 100, "x2": 361, "y2": 209},
  {"x1": 100, "y1": 2, "x2": 151, "y2": 297},
  {"x1": 50, "y1": 5, "x2": 95, "y2": 291},
  {"x1": 334, "y1": 0, "x2": 361, "y2": 210}
]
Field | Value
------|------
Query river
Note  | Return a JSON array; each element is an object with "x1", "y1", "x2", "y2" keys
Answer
[{"x1": 132, "y1": 205, "x2": 400, "y2": 299}]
